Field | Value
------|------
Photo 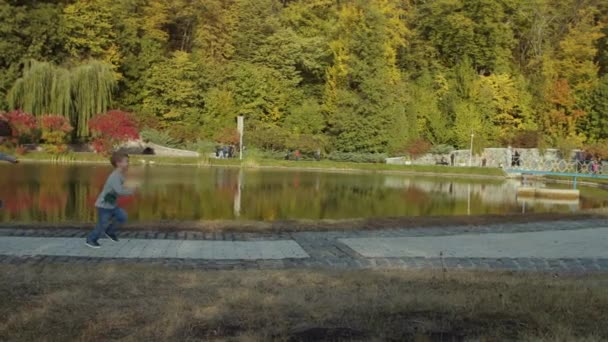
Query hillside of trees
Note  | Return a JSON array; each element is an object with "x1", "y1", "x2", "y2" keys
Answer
[{"x1": 1, "y1": 0, "x2": 607, "y2": 155}]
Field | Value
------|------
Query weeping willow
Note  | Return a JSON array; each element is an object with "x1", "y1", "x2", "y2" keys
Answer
[{"x1": 7, "y1": 60, "x2": 116, "y2": 138}]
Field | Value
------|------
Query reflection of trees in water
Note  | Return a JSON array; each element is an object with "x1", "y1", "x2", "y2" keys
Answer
[{"x1": 3, "y1": 166, "x2": 607, "y2": 223}]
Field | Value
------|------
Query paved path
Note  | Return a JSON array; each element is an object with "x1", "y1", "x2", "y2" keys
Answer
[
  {"x1": 1, "y1": 219, "x2": 608, "y2": 273},
  {"x1": 341, "y1": 228, "x2": 608, "y2": 259},
  {"x1": 0, "y1": 237, "x2": 308, "y2": 260}
]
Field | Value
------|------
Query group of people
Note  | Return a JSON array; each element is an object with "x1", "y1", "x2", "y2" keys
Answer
[
  {"x1": 215, "y1": 145, "x2": 235, "y2": 159},
  {"x1": 575, "y1": 152, "x2": 603, "y2": 174},
  {"x1": 0, "y1": 121, "x2": 18, "y2": 209}
]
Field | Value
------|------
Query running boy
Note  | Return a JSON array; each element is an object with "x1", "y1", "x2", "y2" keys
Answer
[{"x1": 86, "y1": 152, "x2": 134, "y2": 248}]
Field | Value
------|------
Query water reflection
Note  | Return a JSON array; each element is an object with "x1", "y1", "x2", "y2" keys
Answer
[{"x1": 0, "y1": 164, "x2": 607, "y2": 223}]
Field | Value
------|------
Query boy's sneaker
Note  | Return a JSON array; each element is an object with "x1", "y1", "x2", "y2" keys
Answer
[
  {"x1": 85, "y1": 240, "x2": 101, "y2": 248},
  {"x1": 105, "y1": 233, "x2": 119, "y2": 242}
]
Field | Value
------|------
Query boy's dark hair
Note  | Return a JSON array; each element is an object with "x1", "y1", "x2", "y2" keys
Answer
[
  {"x1": 110, "y1": 151, "x2": 129, "y2": 167},
  {"x1": 0, "y1": 119, "x2": 11, "y2": 137}
]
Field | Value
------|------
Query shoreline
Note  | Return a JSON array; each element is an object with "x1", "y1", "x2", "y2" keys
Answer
[
  {"x1": 17, "y1": 152, "x2": 507, "y2": 179},
  {"x1": 16, "y1": 152, "x2": 608, "y2": 187},
  {"x1": 2, "y1": 213, "x2": 605, "y2": 233}
]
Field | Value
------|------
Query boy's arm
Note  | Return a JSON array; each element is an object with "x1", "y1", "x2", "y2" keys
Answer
[
  {"x1": 0, "y1": 153, "x2": 18, "y2": 164},
  {"x1": 110, "y1": 175, "x2": 134, "y2": 196}
]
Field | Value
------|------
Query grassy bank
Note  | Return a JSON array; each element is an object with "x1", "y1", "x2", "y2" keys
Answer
[
  {"x1": 18, "y1": 151, "x2": 505, "y2": 178},
  {"x1": 546, "y1": 174, "x2": 608, "y2": 186},
  {"x1": 1, "y1": 264, "x2": 606, "y2": 341}
]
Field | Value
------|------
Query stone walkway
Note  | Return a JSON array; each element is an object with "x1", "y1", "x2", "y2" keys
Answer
[
  {"x1": 1, "y1": 219, "x2": 607, "y2": 273},
  {"x1": 0, "y1": 237, "x2": 308, "y2": 260}
]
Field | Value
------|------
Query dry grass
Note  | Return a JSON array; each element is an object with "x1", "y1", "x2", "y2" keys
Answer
[
  {"x1": 3, "y1": 212, "x2": 606, "y2": 234},
  {"x1": 1, "y1": 264, "x2": 607, "y2": 341}
]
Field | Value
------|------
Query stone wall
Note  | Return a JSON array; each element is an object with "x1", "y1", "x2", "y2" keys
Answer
[
  {"x1": 119, "y1": 140, "x2": 200, "y2": 157},
  {"x1": 386, "y1": 148, "x2": 577, "y2": 168}
]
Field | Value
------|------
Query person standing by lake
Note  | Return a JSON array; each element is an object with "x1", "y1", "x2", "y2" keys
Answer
[
  {"x1": 0, "y1": 119, "x2": 18, "y2": 164},
  {"x1": 86, "y1": 152, "x2": 135, "y2": 248},
  {"x1": 0, "y1": 119, "x2": 18, "y2": 209}
]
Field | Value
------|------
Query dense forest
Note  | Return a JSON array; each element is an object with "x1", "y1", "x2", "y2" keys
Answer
[{"x1": 1, "y1": 0, "x2": 607, "y2": 155}]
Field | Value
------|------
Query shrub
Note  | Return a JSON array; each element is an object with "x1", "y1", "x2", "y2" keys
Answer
[
  {"x1": 183, "y1": 140, "x2": 216, "y2": 153},
  {"x1": 215, "y1": 127, "x2": 239, "y2": 146},
  {"x1": 503, "y1": 130, "x2": 541, "y2": 148},
  {"x1": 39, "y1": 115, "x2": 73, "y2": 154},
  {"x1": 584, "y1": 140, "x2": 608, "y2": 160},
  {"x1": 402, "y1": 138, "x2": 432, "y2": 159},
  {"x1": 285, "y1": 134, "x2": 327, "y2": 154},
  {"x1": 555, "y1": 135, "x2": 583, "y2": 160},
  {"x1": 428, "y1": 144, "x2": 454, "y2": 155},
  {"x1": 2, "y1": 110, "x2": 37, "y2": 144},
  {"x1": 167, "y1": 123, "x2": 200, "y2": 143},
  {"x1": 140, "y1": 128, "x2": 179, "y2": 148},
  {"x1": 328, "y1": 151, "x2": 388, "y2": 163},
  {"x1": 246, "y1": 125, "x2": 289, "y2": 151},
  {"x1": 89, "y1": 110, "x2": 139, "y2": 155}
]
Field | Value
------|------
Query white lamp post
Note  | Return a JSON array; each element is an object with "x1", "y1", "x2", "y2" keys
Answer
[
  {"x1": 469, "y1": 132, "x2": 474, "y2": 167},
  {"x1": 237, "y1": 115, "x2": 244, "y2": 160}
]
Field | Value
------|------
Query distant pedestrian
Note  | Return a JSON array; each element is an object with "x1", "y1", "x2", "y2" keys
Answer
[
  {"x1": 575, "y1": 151, "x2": 583, "y2": 172},
  {"x1": 295, "y1": 150, "x2": 302, "y2": 161},
  {"x1": 514, "y1": 151, "x2": 521, "y2": 167},
  {"x1": 592, "y1": 159, "x2": 600, "y2": 174},
  {"x1": 315, "y1": 149, "x2": 321, "y2": 161},
  {"x1": 86, "y1": 152, "x2": 135, "y2": 248},
  {"x1": 0, "y1": 119, "x2": 18, "y2": 164},
  {"x1": 0, "y1": 119, "x2": 18, "y2": 210},
  {"x1": 223, "y1": 145, "x2": 229, "y2": 159},
  {"x1": 450, "y1": 153, "x2": 455, "y2": 166}
]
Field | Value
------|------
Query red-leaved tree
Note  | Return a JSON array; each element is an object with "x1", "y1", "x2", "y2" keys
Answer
[
  {"x1": 401, "y1": 138, "x2": 432, "y2": 159},
  {"x1": 215, "y1": 127, "x2": 239, "y2": 146},
  {"x1": 88, "y1": 110, "x2": 139, "y2": 155},
  {"x1": 3, "y1": 110, "x2": 37, "y2": 145},
  {"x1": 39, "y1": 115, "x2": 73, "y2": 154}
]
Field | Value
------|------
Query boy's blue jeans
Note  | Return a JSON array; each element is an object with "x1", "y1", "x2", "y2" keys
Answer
[{"x1": 87, "y1": 207, "x2": 127, "y2": 242}]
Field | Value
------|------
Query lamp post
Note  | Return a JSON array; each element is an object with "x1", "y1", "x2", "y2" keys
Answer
[
  {"x1": 469, "y1": 132, "x2": 474, "y2": 167},
  {"x1": 237, "y1": 115, "x2": 244, "y2": 160}
]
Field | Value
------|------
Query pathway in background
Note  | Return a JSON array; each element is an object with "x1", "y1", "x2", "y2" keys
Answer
[{"x1": 1, "y1": 219, "x2": 608, "y2": 273}]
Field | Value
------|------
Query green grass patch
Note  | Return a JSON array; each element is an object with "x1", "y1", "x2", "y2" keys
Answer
[
  {"x1": 546, "y1": 174, "x2": 608, "y2": 185},
  {"x1": 256, "y1": 159, "x2": 505, "y2": 177}
]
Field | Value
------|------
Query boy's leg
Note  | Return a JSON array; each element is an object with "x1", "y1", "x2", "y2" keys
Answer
[
  {"x1": 105, "y1": 207, "x2": 127, "y2": 237},
  {"x1": 87, "y1": 208, "x2": 112, "y2": 242}
]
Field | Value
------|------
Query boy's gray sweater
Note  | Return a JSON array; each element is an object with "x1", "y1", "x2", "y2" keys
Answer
[{"x1": 95, "y1": 169, "x2": 134, "y2": 209}]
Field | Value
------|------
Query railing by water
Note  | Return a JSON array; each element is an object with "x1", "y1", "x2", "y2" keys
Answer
[{"x1": 505, "y1": 159, "x2": 608, "y2": 189}]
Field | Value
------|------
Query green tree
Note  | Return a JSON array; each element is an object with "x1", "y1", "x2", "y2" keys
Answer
[
  {"x1": 407, "y1": 72, "x2": 450, "y2": 145},
  {"x1": 324, "y1": 0, "x2": 409, "y2": 153},
  {"x1": 417, "y1": 0, "x2": 515, "y2": 73},
  {"x1": 62, "y1": 0, "x2": 120, "y2": 68},
  {"x1": 582, "y1": 75, "x2": 608, "y2": 141},
  {"x1": 0, "y1": 2, "x2": 67, "y2": 109},
  {"x1": 8, "y1": 60, "x2": 116, "y2": 138},
  {"x1": 141, "y1": 51, "x2": 205, "y2": 135},
  {"x1": 111, "y1": 0, "x2": 170, "y2": 109}
]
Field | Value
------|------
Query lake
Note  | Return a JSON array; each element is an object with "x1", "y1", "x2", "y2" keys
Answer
[{"x1": 1, "y1": 163, "x2": 607, "y2": 223}]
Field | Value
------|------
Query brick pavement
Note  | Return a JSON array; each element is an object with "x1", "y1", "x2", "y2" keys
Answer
[{"x1": 1, "y1": 219, "x2": 607, "y2": 273}]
